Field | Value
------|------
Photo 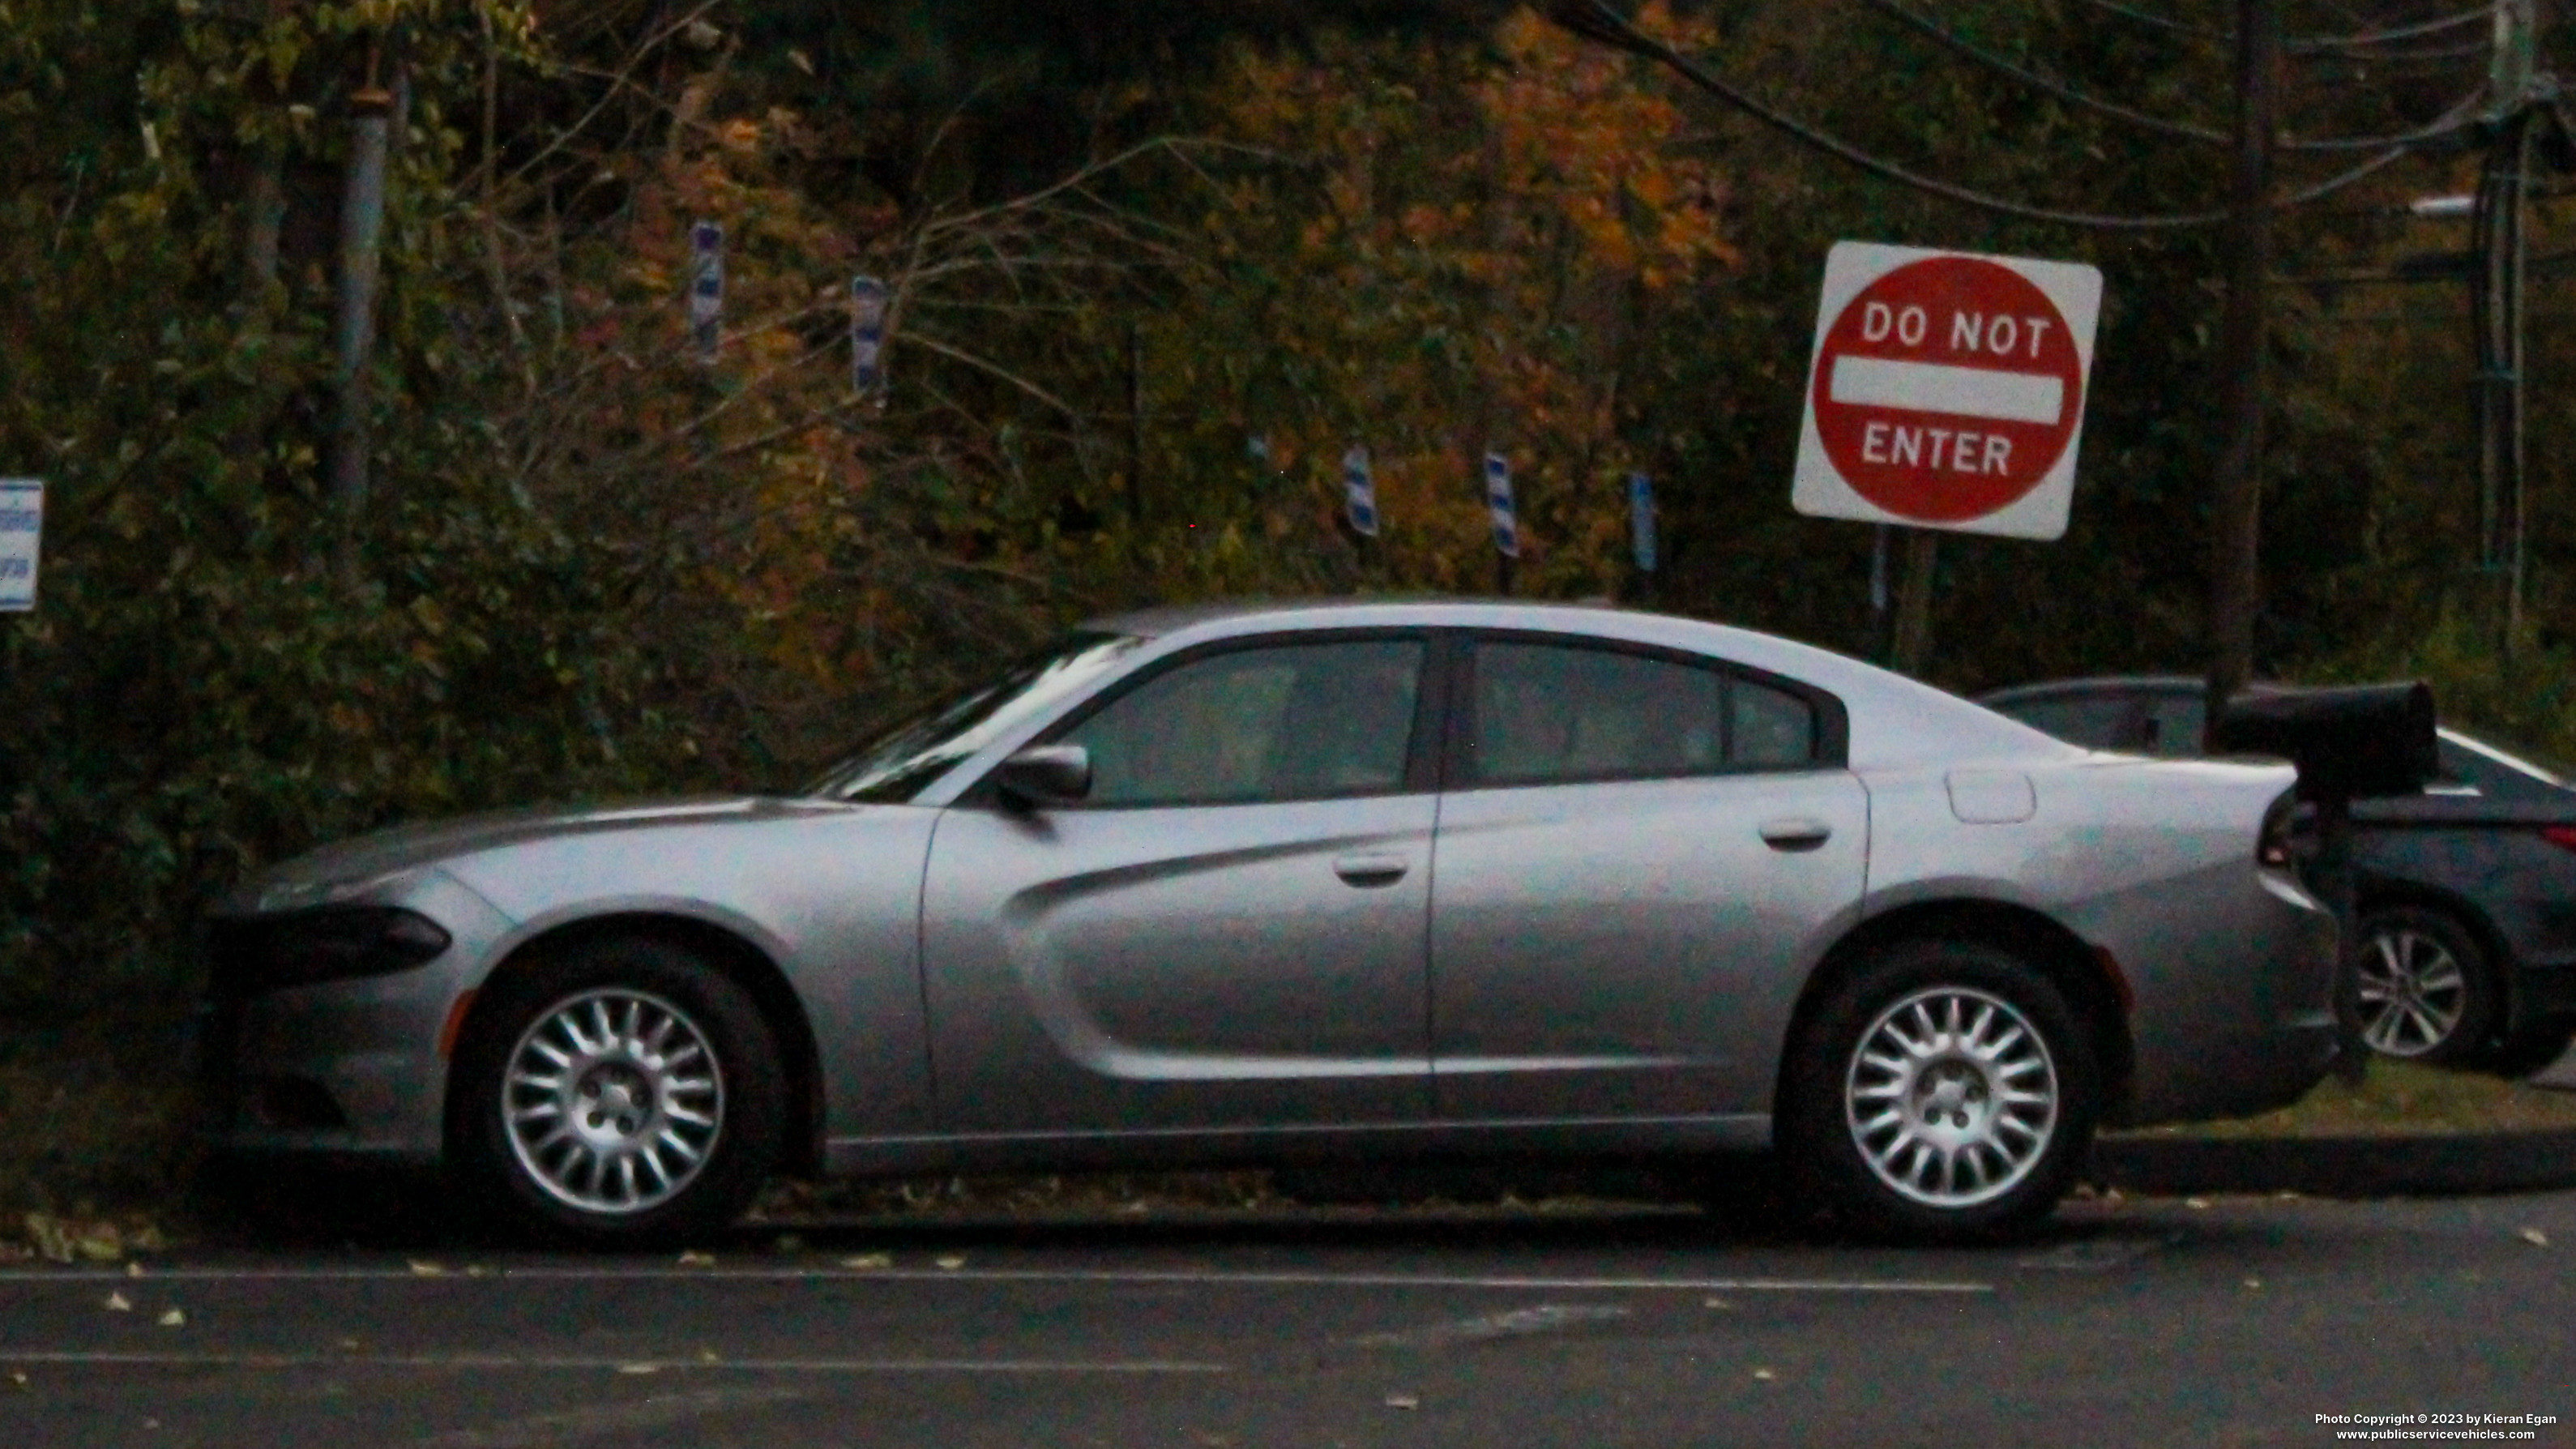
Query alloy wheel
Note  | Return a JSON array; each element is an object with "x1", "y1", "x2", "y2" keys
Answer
[
  {"x1": 1843, "y1": 985, "x2": 2061, "y2": 1210},
  {"x1": 2355, "y1": 928, "x2": 2471, "y2": 1058},
  {"x1": 502, "y1": 988, "x2": 726, "y2": 1216}
]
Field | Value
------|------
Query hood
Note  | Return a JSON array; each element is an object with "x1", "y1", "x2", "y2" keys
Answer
[{"x1": 233, "y1": 796, "x2": 842, "y2": 913}]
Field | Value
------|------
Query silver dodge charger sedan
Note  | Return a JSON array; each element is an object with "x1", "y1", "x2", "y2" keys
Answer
[{"x1": 205, "y1": 598, "x2": 2339, "y2": 1243}]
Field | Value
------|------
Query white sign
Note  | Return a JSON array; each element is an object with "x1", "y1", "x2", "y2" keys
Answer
[
  {"x1": 1, "y1": 478, "x2": 41, "y2": 611},
  {"x1": 1792, "y1": 242, "x2": 2102, "y2": 541}
]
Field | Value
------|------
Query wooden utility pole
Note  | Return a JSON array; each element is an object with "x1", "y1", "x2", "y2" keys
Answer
[
  {"x1": 2202, "y1": 0, "x2": 2279, "y2": 740},
  {"x1": 327, "y1": 46, "x2": 397, "y2": 561},
  {"x1": 1890, "y1": 528, "x2": 1938, "y2": 676},
  {"x1": 2477, "y1": 0, "x2": 2539, "y2": 654}
]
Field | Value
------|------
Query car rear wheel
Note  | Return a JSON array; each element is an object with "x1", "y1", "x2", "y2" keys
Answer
[
  {"x1": 452, "y1": 935, "x2": 785, "y2": 1246},
  {"x1": 2353, "y1": 907, "x2": 2496, "y2": 1067},
  {"x1": 1784, "y1": 939, "x2": 2099, "y2": 1242}
]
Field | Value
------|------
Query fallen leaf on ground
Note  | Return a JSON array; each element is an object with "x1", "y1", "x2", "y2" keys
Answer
[
  {"x1": 75, "y1": 1228, "x2": 123, "y2": 1263},
  {"x1": 339, "y1": 1339, "x2": 360, "y2": 1350},
  {"x1": 698, "y1": 1349, "x2": 720, "y2": 1363},
  {"x1": 934, "y1": 1255, "x2": 965, "y2": 1270},
  {"x1": 1703, "y1": 1297, "x2": 1733, "y2": 1310},
  {"x1": 125, "y1": 1262, "x2": 142, "y2": 1278},
  {"x1": 6, "y1": 1370, "x2": 27, "y2": 1390},
  {"x1": 104, "y1": 1293, "x2": 130, "y2": 1312},
  {"x1": 1753, "y1": 1368, "x2": 1777, "y2": 1382},
  {"x1": 841, "y1": 1253, "x2": 891, "y2": 1270},
  {"x1": 2242, "y1": 1277, "x2": 2262, "y2": 1290},
  {"x1": 156, "y1": 1309, "x2": 184, "y2": 1327},
  {"x1": 2185, "y1": 1198, "x2": 2211, "y2": 1210},
  {"x1": 407, "y1": 1261, "x2": 445, "y2": 1277},
  {"x1": 617, "y1": 1363, "x2": 660, "y2": 1374},
  {"x1": 677, "y1": 1250, "x2": 716, "y2": 1267},
  {"x1": 2519, "y1": 1228, "x2": 2549, "y2": 1247},
  {"x1": 1383, "y1": 1393, "x2": 1420, "y2": 1410}
]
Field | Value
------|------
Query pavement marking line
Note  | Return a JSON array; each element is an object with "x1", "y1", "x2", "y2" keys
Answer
[
  {"x1": 1350, "y1": 1303, "x2": 1633, "y2": 1350},
  {"x1": 0, "y1": 1351, "x2": 1227, "y2": 1374},
  {"x1": 413, "y1": 1387, "x2": 806, "y2": 1448},
  {"x1": 0, "y1": 1267, "x2": 1994, "y2": 1293}
]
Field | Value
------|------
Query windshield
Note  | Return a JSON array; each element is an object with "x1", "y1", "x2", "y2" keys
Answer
[{"x1": 803, "y1": 632, "x2": 1148, "y2": 803}]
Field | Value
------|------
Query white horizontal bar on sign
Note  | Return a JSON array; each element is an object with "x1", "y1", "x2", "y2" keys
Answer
[{"x1": 1829, "y1": 356, "x2": 2064, "y2": 425}]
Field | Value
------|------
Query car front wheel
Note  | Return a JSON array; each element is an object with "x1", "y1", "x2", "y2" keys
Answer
[
  {"x1": 452, "y1": 935, "x2": 786, "y2": 1246},
  {"x1": 1784, "y1": 939, "x2": 2099, "y2": 1242}
]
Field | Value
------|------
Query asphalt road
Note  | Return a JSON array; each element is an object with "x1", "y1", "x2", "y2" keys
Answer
[{"x1": 3, "y1": 1190, "x2": 2571, "y2": 1449}]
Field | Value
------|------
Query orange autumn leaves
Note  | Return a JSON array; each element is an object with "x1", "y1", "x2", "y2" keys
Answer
[{"x1": 1201, "y1": 4, "x2": 1736, "y2": 595}]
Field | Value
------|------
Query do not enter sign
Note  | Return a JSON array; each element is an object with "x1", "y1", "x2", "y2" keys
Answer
[{"x1": 1792, "y1": 242, "x2": 2102, "y2": 540}]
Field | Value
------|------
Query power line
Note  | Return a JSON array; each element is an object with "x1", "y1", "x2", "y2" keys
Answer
[
  {"x1": 1856, "y1": 0, "x2": 2225, "y2": 145},
  {"x1": 1545, "y1": 0, "x2": 2444, "y2": 232},
  {"x1": 2067, "y1": 0, "x2": 2495, "y2": 56},
  {"x1": 1860, "y1": 0, "x2": 2487, "y2": 153}
]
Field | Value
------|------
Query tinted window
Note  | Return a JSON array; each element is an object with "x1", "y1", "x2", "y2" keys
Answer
[
  {"x1": 1465, "y1": 641, "x2": 1815, "y2": 786},
  {"x1": 1059, "y1": 639, "x2": 1425, "y2": 808},
  {"x1": 2139, "y1": 691, "x2": 2206, "y2": 757},
  {"x1": 1994, "y1": 692, "x2": 2136, "y2": 750},
  {"x1": 810, "y1": 632, "x2": 1147, "y2": 802}
]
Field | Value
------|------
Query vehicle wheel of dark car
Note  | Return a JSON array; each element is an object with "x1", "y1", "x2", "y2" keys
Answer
[
  {"x1": 1784, "y1": 939, "x2": 2099, "y2": 1241},
  {"x1": 2352, "y1": 907, "x2": 2497, "y2": 1066},
  {"x1": 451, "y1": 936, "x2": 786, "y2": 1246}
]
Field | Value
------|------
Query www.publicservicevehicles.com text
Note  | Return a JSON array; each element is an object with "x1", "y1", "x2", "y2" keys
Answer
[{"x1": 2318, "y1": 1413, "x2": 2558, "y2": 1442}]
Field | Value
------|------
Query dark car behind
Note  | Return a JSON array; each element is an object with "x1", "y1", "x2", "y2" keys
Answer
[{"x1": 1982, "y1": 676, "x2": 2576, "y2": 1072}]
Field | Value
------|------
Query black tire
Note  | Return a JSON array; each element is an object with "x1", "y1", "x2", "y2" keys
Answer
[
  {"x1": 2352, "y1": 906, "x2": 2499, "y2": 1069},
  {"x1": 450, "y1": 934, "x2": 786, "y2": 1248},
  {"x1": 1780, "y1": 938, "x2": 2099, "y2": 1243}
]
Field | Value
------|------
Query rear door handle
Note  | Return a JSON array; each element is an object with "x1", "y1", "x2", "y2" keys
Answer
[
  {"x1": 1332, "y1": 853, "x2": 1409, "y2": 887},
  {"x1": 1758, "y1": 817, "x2": 1833, "y2": 852}
]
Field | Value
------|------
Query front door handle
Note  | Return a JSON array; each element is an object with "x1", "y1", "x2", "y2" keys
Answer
[
  {"x1": 1332, "y1": 853, "x2": 1409, "y2": 887},
  {"x1": 1758, "y1": 817, "x2": 1833, "y2": 853}
]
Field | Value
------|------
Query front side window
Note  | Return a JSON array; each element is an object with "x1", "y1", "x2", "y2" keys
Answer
[
  {"x1": 1057, "y1": 639, "x2": 1426, "y2": 808},
  {"x1": 806, "y1": 632, "x2": 1148, "y2": 803},
  {"x1": 1463, "y1": 640, "x2": 1818, "y2": 787}
]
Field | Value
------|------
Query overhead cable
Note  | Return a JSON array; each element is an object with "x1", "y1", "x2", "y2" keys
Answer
[
  {"x1": 1856, "y1": 0, "x2": 2226, "y2": 145},
  {"x1": 1546, "y1": 0, "x2": 2437, "y2": 233},
  {"x1": 1860, "y1": 0, "x2": 2486, "y2": 153},
  {"x1": 2068, "y1": 0, "x2": 2495, "y2": 57}
]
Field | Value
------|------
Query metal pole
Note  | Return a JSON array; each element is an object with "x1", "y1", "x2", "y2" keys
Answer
[{"x1": 2202, "y1": 0, "x2": 2279, "y2": 741}]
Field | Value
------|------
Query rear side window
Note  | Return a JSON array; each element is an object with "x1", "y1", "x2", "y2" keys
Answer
[
  {"x1": 2139, "y1": 692, "x2": 2206, "y2": 757},
  {"x1": 1463, "y1": 640, "x2": 1818, "y2": 787},
  {"x1": 1995, "y1": 692, "x2": 2136, "y2": 751}
]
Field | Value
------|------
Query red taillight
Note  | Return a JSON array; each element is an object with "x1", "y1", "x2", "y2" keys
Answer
[
  {"x1": 2543, "y1": 826, "x2": 2576, "y2": 855},
  {"x1": 2258, "y1": 791, "x2": 2300, "y2": 869}
]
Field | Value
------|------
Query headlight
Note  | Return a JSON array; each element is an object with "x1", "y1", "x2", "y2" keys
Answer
[{"x1": 207, "y1": 906, "x2": 454, "y2": 994}]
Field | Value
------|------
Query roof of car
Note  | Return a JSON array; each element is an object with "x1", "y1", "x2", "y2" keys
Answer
[{"x1": 1082, "y1": 595, "x2": 1616, "y2": 638}]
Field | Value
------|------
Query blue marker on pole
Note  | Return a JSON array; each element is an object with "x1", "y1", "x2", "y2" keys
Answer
[
  {"x1": 850, "y1": 275, "x2": 887, "y2": 400},
  {"x1": 1344, "y1": 446, "x2": 1378, "y2": 538},
  {"x1": 0, "y1": 478, "x2": 41, "y2": 612},
  {"x1": 1628, "y1": 471, "x2": 1657, "y2": 574},
  {"x1": 1485, "y1": 452, "x2": 1519, "y2": 559},
  {"x1": 687, "y1": 221, "x2": 724, "y2": 364}
]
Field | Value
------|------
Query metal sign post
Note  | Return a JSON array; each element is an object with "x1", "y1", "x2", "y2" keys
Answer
[{"x1": 0, "y1": 479, "x2": 41, "y2": 613}]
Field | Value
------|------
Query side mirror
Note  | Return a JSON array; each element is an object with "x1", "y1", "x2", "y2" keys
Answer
[{"x1": 992, "y1": 744, "x2": 1091, "y2": 807}]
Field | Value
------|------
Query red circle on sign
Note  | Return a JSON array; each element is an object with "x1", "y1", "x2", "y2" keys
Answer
[{"x1": 1810, "y1": 256, "x2": 2083, "y2": 523}]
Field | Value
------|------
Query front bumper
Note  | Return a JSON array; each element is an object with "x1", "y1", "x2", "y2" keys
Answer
[{"x1": 203, "y1": 870, "x2": 512, "y2": 1167}]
